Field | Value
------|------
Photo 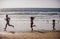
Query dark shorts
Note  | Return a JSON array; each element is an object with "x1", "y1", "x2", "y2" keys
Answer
[
  {"x1": 6, "y1": 21, "x2": 10, "y2": 26},
  {"x1": 31, "y1": 23, "x2": 33, "y2": 28}
]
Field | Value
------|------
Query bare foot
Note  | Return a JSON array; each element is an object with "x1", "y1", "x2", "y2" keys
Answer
[{"x1": 12, "y1": 25, "x2": 14, "y2": 28}]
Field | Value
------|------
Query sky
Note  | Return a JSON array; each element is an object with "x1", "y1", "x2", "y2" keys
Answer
[{"x1": 0, "y1": 0, "x2": 60, "y2": 8}]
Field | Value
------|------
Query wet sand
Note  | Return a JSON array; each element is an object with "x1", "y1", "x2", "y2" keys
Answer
[{"x1": 0, "y1": 31, "x2": 60, "y2": 39}]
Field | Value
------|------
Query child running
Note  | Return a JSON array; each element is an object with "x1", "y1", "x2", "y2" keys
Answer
[
  {"x1": 4, "y1": 15, "x2": 14, "y2": 31},
  {"x1": 30, "y1": 17, "x2": 36, "y2": 32}
]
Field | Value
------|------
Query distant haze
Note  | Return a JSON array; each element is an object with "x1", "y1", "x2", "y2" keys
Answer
[{"x1": 0, "y1": 0, "x2": 60, "y2": 8}]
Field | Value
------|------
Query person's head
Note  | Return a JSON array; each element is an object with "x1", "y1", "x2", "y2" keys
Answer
[
  {"x1": 53, "y1": 19, "x2": 55, "y2": 22},
  {"x1": 30, "y1": 17, "x2": 35, "y2": 20},
  {"x1": 6, "y1": 15, "x2": 8, "y2": 17}
]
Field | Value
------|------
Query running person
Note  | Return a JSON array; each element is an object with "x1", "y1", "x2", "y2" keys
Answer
[
  {"x1": 52, "y1": 20, "x2": 56, "y2": 31},
  {"x1": 4, "y1": 15, "x2": 14, "y2": 31},
  {"x1": 30, "y1": 17, "x2": 35, "y2": 32}
]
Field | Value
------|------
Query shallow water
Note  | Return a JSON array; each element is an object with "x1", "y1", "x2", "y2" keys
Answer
[{"x1": 0, "y1": 15, "x2": 60, "y2": 32}]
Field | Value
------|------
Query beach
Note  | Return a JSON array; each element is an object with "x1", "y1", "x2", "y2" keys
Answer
[{"x1": 0, "y1": 31, "x2": 60, "y2": 39}]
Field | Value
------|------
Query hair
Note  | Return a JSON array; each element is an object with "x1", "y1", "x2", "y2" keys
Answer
[
  {"x1": 31, "y1": 17, "x2": 35, "y2": 19},
  {"x1": 6, "y1": 15, "x2": 8, "y2": 17}
]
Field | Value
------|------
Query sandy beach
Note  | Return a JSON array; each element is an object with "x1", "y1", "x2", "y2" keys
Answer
[{"x1": 0, "y1": 31, "x2": 60, "y2": 39}]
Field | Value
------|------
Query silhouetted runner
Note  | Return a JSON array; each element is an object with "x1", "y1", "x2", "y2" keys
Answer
[
  {"x1": 30, "y1": 17, "x2": 35, "y2": 32},
  {"x1": 52, "y1": 20, "x2": 56, "y2": 31},
  {"x1": 4, "y1": 15, "x2": 14, "y2": 31}
]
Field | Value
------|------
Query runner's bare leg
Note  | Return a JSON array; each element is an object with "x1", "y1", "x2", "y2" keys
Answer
[
  {"x1": 8, "y1": 24, "x2": 14, "y2": 28},
  {"x1": 4, "y1": 24, "x2": 7, "y2": 31}
]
